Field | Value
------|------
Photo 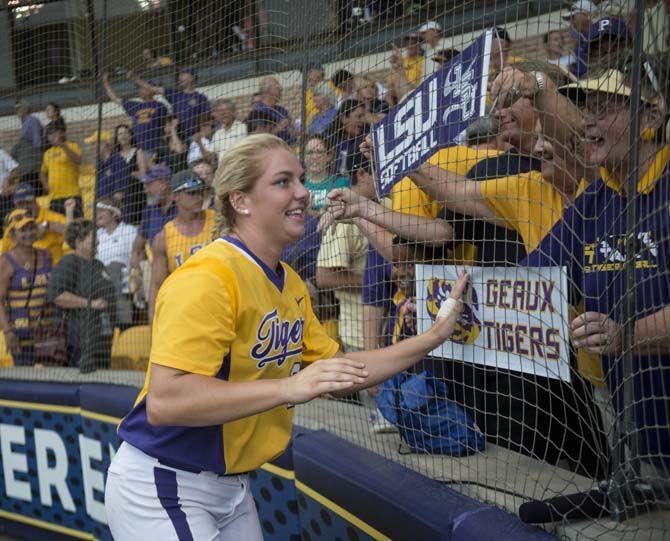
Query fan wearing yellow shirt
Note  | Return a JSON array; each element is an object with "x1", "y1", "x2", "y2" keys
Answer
[
  {"x1": 106, "y1": 134, "x2": 469, "y2": 541},
  {"x1": 40, "y1": 125, "x2": 83, "y2": 217},
  {"x1": 148, "y1": 171, "x2": 216, "y2": 321},
  {"x1": 2, "y1": 183, "x2": 74, "y2": 265},
  {"x1": 408, "y1": 125, "x2": 588, "y2": 254},
  {"x1": 389, "y1": 144, "x2": 504, "y2": 263}
]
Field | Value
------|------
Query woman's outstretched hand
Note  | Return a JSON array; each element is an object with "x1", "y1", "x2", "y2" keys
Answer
[{"x1": 279, "y1": 357, "x2": 369, "y2": 405}]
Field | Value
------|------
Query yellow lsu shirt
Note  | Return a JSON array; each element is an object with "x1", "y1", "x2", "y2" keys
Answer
[
  {"x1": 391, "y1": 145, "x2": 502, "y2": 262},
  {"x1": 2, "y1": 208, "x2": 67, "y2": 264},
  {"x1": 41, "y1": 141, "x2": 81, "y2": 199},
  {"x1": 165, "y1": 209, "x2": 216, "y2": 273},
  {"x1": 479, "y1": 171, "x2": 589, "y2": 253},
  {"x1": 403, "y1": 54, "x2": 424, "y2": 87},
  {"x1": 120, "y1": 237, "x2": 340, "y2": 474}
]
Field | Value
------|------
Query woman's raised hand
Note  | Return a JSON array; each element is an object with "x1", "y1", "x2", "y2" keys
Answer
[{"x1": 430, "y1": 272, "x2": 469, "y2": 342}]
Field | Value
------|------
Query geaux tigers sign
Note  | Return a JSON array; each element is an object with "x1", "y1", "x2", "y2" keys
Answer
[
  {"x1": 416, "y1": 265, "x2": 572, "y2": 382},
  {"x1": 372, "y1": 30, "x2": 492, "y2": 196}
]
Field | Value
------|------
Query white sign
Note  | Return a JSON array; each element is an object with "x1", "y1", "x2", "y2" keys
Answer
[{"x1": 416, "y1": 265, "x2": 571, "y2": 381}]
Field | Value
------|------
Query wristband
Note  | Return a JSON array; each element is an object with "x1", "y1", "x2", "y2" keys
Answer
[
  {"x1": 531, "y1": 71, "x2": 545, "y2": 93},
  {"x1": 437, "y1": 298, "x2": 458, "y2": 319}
]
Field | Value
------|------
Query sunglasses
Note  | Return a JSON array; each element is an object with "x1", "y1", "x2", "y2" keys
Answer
[{"x1": 173, "y1": 178, "x2": 205, "y2": 194}]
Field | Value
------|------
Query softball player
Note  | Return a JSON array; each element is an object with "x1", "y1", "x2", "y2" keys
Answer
[{"x1": 105, "y1": 134, "x2": 467, "y2": 540}]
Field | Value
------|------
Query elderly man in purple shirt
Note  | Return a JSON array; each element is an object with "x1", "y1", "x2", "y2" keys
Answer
[
  {"x1": 15, "y1": 99, "x2": 42, "y2": 150},
  {"x1": 252, "y1": 76, "x2": 296, "y2": 145}
]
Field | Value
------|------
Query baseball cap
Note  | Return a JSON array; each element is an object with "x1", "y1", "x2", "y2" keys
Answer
[
  {"x1": 84, "y1": 130, "x2": 112, "y2": 145},
  {"x1": 5, "y1": 209, "x2": 36, "y2": 233},
  {"x1": 585, "y1": 16, "x2": 631, "y2": 42},
  {"x1": 171, "y1": 171, "x2": 205, "y2": 194},
  {"x1": 140, "y1": 164, "x2": 172, "y2": 183},
  {"x1": 418, "y1": 21, "x2": 442, "y2": 33},
  {"x1": 562, "y1": 0, "x2": 597, "y2": 19},
  {"x1": 559, "y1": 69, "x2": 660, "y2": 105},
  {"x1": 12, "y1": 183, "x2": 36, "y2": 203}
]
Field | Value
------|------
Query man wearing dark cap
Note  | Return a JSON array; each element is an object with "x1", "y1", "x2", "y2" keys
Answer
[
  {"x1": 2, "y1": 183, "x2": 74, "y2": 264},
  {"x1": 103, "y1": 72, "x2": 168, "y2": 156},
  {"x1": 128, "y1": 67, "x2": 211, "y2": 139},
  {"x1": 40, "y1": 124, "x2": 82, "y2": 216},
  {"x1": 129, "y1": 164, "x2": 177, "y2": 309},
  {"x1": 130, "y1": 164, "x2": 176, "y2": 255},
  {"x1": 573, "y1": 16, "x2": 632, "y2": 77},
  {"x1": 148, "y1": 171, "x2": 215, "y2": 320}
]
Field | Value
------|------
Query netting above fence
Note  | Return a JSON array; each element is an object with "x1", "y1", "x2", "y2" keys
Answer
[{"x1": 0, "y1": 0, "x2": 669, "y2": 539}]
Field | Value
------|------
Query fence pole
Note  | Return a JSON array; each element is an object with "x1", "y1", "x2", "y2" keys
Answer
[
  {"x1": 79, "y1": 0, "x2": 106, "y2": 373},
  {"x1": 609, "y1": 0, "x2": 646, "y2": 521}
]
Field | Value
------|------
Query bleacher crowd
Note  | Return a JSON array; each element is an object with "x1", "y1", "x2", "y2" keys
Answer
[{"x1": 0, "y1": 0, "x2": 669, "y2": 478}]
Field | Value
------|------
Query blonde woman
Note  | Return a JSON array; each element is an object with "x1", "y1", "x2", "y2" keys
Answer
[{"x1": 104, "y1": 134, "x2": 468, "y2": 540}]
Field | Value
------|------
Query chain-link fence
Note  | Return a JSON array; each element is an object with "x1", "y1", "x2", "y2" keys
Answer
[{"x1": 0, "y1": 0, "x2": 668, "y2": 538}]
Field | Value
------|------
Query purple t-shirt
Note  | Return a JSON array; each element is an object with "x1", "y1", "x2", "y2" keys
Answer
[
  {"x1": 122, "y1": 99, "x2": 168, "y2": 153},
  {"x1": 20, "y1": 115, "x2": 43, "y2": 148},
  {"x1": 362, "y1": 245, "x2": 392, "y2": 307},
  {"x1": 96, "y1": 151, "x2": 131, "y2": 199},
  {"x1": 139, "y1": 201, "x2": 177, "y2": 243},
  {"x1": 163, "y1": 88, "x2": 210, "y2": 138}
]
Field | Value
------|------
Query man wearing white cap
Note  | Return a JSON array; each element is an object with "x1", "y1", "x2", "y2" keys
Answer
[
  {"x1": 562, "y1": 0, "x2": 597, "y2": 35},
  {"x1": 95, "y1": 197, "x2": 138, "y2": 321},
  {"x1": 418, "y1": 21, "x2": 442, "y2": 77}
]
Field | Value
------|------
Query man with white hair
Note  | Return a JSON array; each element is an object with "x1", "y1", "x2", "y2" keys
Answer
[
  {"x1": 252, "y1": 76, "x2": 295, "y2": 144},
  {"x1": 210, "y1": 99, "x2": 247, "y2": 162}
]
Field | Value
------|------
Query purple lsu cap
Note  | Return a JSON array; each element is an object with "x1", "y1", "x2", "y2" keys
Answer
[
  {"x1": 141, "y1": 164, "x2": 172, "y2": 183},
  {"x1": 586, "y1": 17, "x2": 631, "y2": 43}
]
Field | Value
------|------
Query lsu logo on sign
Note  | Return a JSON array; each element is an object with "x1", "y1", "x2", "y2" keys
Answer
[
  {"x1": 250, "y1": 309, "x2": 304, "y2": 369},
  {"x1": 426, "y1": 277, "x2": 481, "y2": 344}
]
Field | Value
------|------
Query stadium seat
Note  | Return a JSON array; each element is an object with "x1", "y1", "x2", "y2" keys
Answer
[
  {"x1": 111, "y1": 325, "x2": 151, "y2": 371},
  {"x1": 0, "y1": 332, "x2": 14, "y2": 367}
]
